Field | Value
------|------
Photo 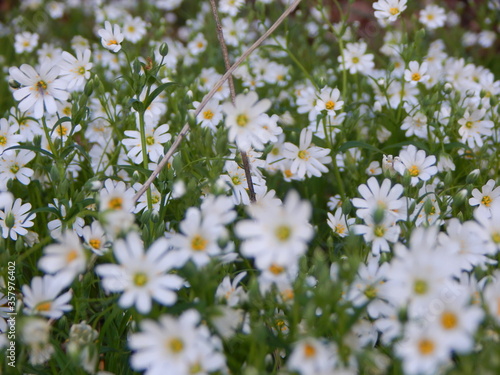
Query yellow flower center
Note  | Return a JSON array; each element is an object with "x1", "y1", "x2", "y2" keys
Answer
[
  {"x1": 418, "y1": 338, "x2": 435, "y2": 355},
  {"x1": 146, "y1": 136, "x2": 155, "y2": 145},
  {"x1": 481, "y1": 195, "x2": 492, "y2": 207},
  {"x1": 89, "y1": 239, "x2": 101, "y2": 249},
  {"x1": 441, "y1": 311, "x2": 458, "y2": 330},
  {"x1": 36, "y1": 80, "x2": 47, "y2": 90},
  {"x1": 36, "y1": 301, "x2": 52, "y2": 312},
  {"x1": 107, "y1": 39, "x2": 118, "y2": 46},
  {"x1": 236, "y1": 114, "x2": 248, "y2": 127},
  {"x1": 275, "y1": 225, "x2": 291, "y2": 241},
  {"x1": 335, "y1": 223, "x2": 346, "y2": 234},
  {"x1": 10, "y1": 164, "x2": 20, "y2": 174},
  {"x1": 408, "y1": 165, "x2": 420, "y2": 177},
  {"x1": 284, "y1": 169, "x2": 293, "y2": 178},
  {"x1": 281, "y1": 289, "x2": 294, "y2": 301},
  {"x1": 364, "y1": 285, "x2": 378, "y2": 299},
  {"x1": 414, "y1": 279, "x2": 428, "y2": 295},
  {"x1": 269, "y1": 264, "x2": 285, "y2": 275},
  {"x1": 411, "y1": 72, "x2": 421, "y2": 81},
  {"x1": 203, "y1": 110, "x2": 214, "y2": 120},
  {"x1": 78, "y1": 66, "x2": 86, "y2": 75},
  {"x1": 389, "y1": 7, "x2": 399, "y2": 15},
  {"x1": 133, "y1": 272, "x2": 148, "y2": 286},
  {"x1": 197, "y1": 41, "x2": 204, "y2": 49},
  {"x1": 191, "y1": 235, "x2": 208, "y2": 251},
  {"x1": 374, "y1": 225, "x2": 386, "y2": 237},
  {"x1": 56, "y1": 126, "x2": 68, "y2": 136},
  {"x1": 465, "y1": 121, "x2": 474, "y2": 128},
  {"x1": 151, "y1": 194, "x2": 160, "y2": 205},
  {"x1": 0, "y1": 136, "x2": 7, "y2": 145},
  {"x1": 325, "y1": 100, "x2": 335, "y2": 110},
  {"x1": 352, "y1": 56, "x2": 360, "y2": 64},
  {"x1": 108, "y1": 197, "x2": 123, "y2": 210},
  {"x1": 303, "y1": 343, "x2": 316, "y2": 358},
  {"x1": 492, "y1": 232, "x2": 500, "y2": 244},
  {"x1": 298, "y1": 150, "x2": 310, "y2": 160},
  {"x1": 231, "y1": 175, "x2": 242, "y2": 185},
  {"x1": 190, "y1": 362, "x2": 203, "y2": 374},
  {"x1": 427, "y1": 14, "x2": 435, "y2": 21},
  {"x1": 168, "y1": 337, "x2": 184, "y2": 353},
  {"x1": 66, "y1": 249, "x2": 79, "y2": 262}
]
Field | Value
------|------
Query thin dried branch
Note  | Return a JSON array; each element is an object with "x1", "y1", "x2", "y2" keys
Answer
[
  {"x1": 133, "y1": 0, "x2": 302, "y2": 203},
  {"x1": 209, "y1": 0, "x2": 257, "y2": 203}
]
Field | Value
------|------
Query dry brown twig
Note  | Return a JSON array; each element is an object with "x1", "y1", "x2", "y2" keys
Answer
[
  {"x1": 133, "y1": 0, "x2": 302, "y2": 203},
  {"x1": 209, "y1": 0, "x2": 257, "y2": 203}
]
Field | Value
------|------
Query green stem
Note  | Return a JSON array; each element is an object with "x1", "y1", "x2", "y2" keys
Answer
[{"x1": 138, "y1": 110, "x2": 153, "y2": 211}]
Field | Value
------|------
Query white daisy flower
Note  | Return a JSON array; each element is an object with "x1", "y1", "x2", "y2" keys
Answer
[
  {"x1": 327, "y1": 208, "x2": 354, "y2": 238},
  {"x1": 194, "y1": 99, "x2": 223, "y2": 132},
  {"x1": 97, "y1": 21, "x2": 124, "y2": 53},
  {"x1": 122, "y1": 15, "x2": 147, "y2": 43},
  {"x1": 394, "y1": 145, "x2": 438, "y2": 186},
  {"x1": 419, "y1": 5, "x2": 447, "y2": 30},
  {"x1": 314, "y1": 86, "x2": 344, "y2": 116},
  {"x1": 122, "y1": 123, "x2": 171, "y2": 164},
  {"x1": 38, "y1": 230, "x2": 87, "y2": 285},
  {"x1": 95, "y1": 232, "x2": 184, "y2": 314},
  {"x1": 0, "y1": 149, "x2": 36, "y2": 186},
  {"x1": 221, "y1": 91, "x2": 275, "y2": 151},
  {"x1": 22, "y1": 274, "x2": 73, "y2": 319},
  {"x1": 9, "y1": 61, "x2": 69, "y2": 119},
  {"x1": 404, "y1": 61, "x2": 429, "y2": 85},
  {"x1": 129, "y1": 309, "x2": 226, "y2": 374},
  {"x1": 282, "y1": 128, "x2": 332, "y2": 179},
  {"x1": 0, "y1": 198, "x2": 35, "y2": 241},
  {"x1": 373, "y1": 0, "x2": 407, "y2": 23},
  {"x1": 458, "y1": 108, "x2": 493, "y2": 148},
  {"x1": 0, "y1": 118, "x2": 22, "y2": 155},
  {"x1": 58, "y1": 48, "x2": 93, "y2": 92},
  {"x1": 81, "y1": 221, "x2": 109, "y2": 255},
  {"x1": 14, "y1": 31, "x2": 39, "y2": 53},
  {"x1": 338, "y1": 41, "x2": 375, "y2": 75},
  {"x1": 169, "y1": 207, "x2": 224, "y2": 268},
  {"x1": 235, "y1": 190, "x2": 314, "y2": 270},
  {"x1": 352, "y1": 177, "x2": 406, "y2": 221}
]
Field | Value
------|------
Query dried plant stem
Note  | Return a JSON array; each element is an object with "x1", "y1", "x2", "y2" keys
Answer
[
  {"x1": 209, "y1": 0, "x2": 257, "y2": 203},
  {"x1": 133, "y1": 0, "x2": 302, "y2": 203}
]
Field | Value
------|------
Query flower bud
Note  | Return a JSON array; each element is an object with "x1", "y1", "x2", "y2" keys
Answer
[{"x1": 159, "y1": 42, "x2": 169, "y2": 57}]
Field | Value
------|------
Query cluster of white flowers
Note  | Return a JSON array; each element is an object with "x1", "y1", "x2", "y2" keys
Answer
[{"x1": 1, "y1": 0, "x2": 500, "y2": 374}]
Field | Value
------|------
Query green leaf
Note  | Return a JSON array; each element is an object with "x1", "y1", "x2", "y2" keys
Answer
[
  {"x1": 338, "y1": 141, "x2": 384, "y2": 154},
  {"x1": 143, "y1": 82, "x2": 177, "y2": 110},
  {"x1": 5, "y1": 144, "x2": 54, "y2": 159}
]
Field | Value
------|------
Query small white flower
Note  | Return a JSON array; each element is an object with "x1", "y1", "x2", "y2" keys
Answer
[
  {"x1": 469, "y1": 179, "x2": 500, "y2": 209},
  {"x1": 0, "y1": 198, "x2": 35, "y2": 241},
  {"x1": 404, "y1": 61, "x2": 429, "y2": 85},
  {"x1": 458, "y1": 109, "x2": 493, "y2": 148},
  {"x1": 22, "y1": 274, "x2": 73, "y2": 319},
  {"x1": 314, "y1": 86, "x2": 344, "y2": 116},
  {"x1": 373, "y1": 0, "x2": 407, "y2": 23},
  {"x1": 282, "y1": 128, "x2": 332, "y2": 179},
  {"x1": 98, "y1": 21, "x2": 124, "y2": 53},
  {"x1": 394, "y1": 145, "x2": 438, "y2": 186},
  {"x1": 419, "y1": 5, "x2": 447, "y2": 29},
  {"x1": 221, "y1": 91, "x2": 277, "y2": 150},
  {"x1": 14, "y1": 31, "x2": 39, "y2": 53},
  {"x1": 95, "y1": 232, "x2": 184, "y2": 314},
  {"x1": 38, "y1": 230, "x2": 87, "y2": 285},
  {"x1": 9, "y1": 61, "x2": 69, "y2": 119}
]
